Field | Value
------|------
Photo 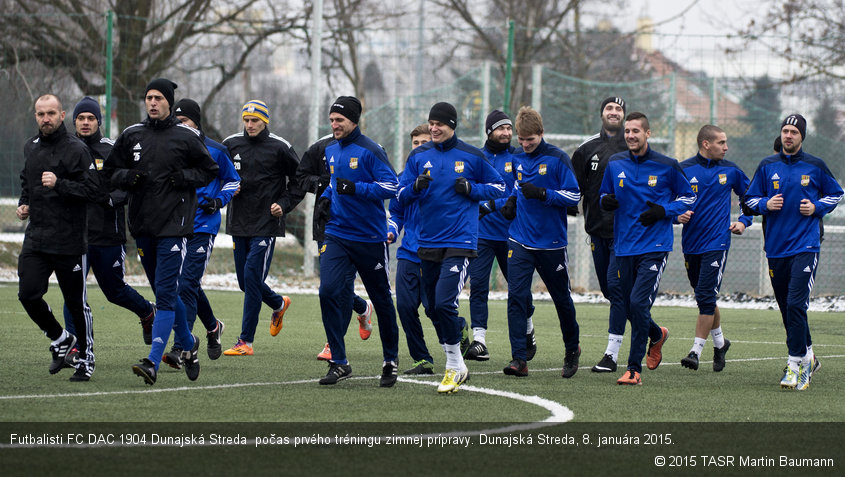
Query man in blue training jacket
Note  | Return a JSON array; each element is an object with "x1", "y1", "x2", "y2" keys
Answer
[
  {"x1": 318, "y1": 96, "x2": 401, "y2": 387},
  {"x1": 745, "y1": 113, "x2": 842, "y2": 391},
  {"x1": 599, "y1": 112, "x2": 695, "y2": 386},
  {"x1": 676, "y1": 125, "x2": 751, "y2": 372},
  {"x1": 398, "y1": 102, "x2": 505, "y2": 394}
]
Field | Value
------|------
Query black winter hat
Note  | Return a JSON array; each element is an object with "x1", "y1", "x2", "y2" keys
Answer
[
  {"x1": 429, "y1": 102, "x2": 457, "y2": 129},
  {"x1": 600, "y1": 96, "x2": 626, "y2": 115},
  {"x1": 330, "y1": 96, "x2": 362, "y2": 124},
  {"x1": 173, "y1": 98, "x2": 202, "y2": 130},
  {"x1": 145, "y1": 78, "x2": 177, "y2": 109},
  {"x1": 781, "y1": 113, "x2": 807, "y2": 139},
  {"x1": 485, "y1": 109, "x2": 512, "y2": 136},
  {"x1": 72, "y1": 96, "x2": 102, "y2": 125}
]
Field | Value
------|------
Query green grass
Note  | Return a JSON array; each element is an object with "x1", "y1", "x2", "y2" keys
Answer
[
  {"x1": 2, "y1": 282, "x2": 844, "y2": 475},
  {"x1": 2, "y1": 282, "x2": 844, "y2": 423}
]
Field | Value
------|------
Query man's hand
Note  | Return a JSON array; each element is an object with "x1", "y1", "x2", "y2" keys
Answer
[
  {"x1": 767, "y1": 193, "x2": 783, "y2": 211},
  {"x1": 124, "y1": 169, "x2": 147, "y2": 189},
  {"x1": 200, "y1": 198, "x2": 223, "y2": 214},
  {"x1": 500, "y1": 196, "x2": 517, "y2": 220},
  {"x1": 41, "y1": 171, "x2": 57, "y2": 189},
  {"x1": 270, "y1": 203, "x2": 284, "y2": 217},
  {"x1": 454, "y1": 177, "x2": 472, "y2": 196},
  {"x1": 677, "y1": 210, "x2": 693, "y2": 224},
  {"x1": 169, "y1": 170, "x2": 185, "y2": 187},
  {"x1": 316, "y1": 197, "x2": 331, "y2": 223},
  {"x1": 16, "y1": 204, "x2": 29, "y2": 220},
  {"x1": 336, "y1": 178, "x2": 356, "y2": 195},
  {"x1": 638, "y1": 201, "x2": 666, "y2": 226},
  {"x1": 520, "y1": 182, "x2": 546, "y2": 201},
  {"x1": 479, "y1": 200, "x2": 495, "y2": 219},
  {"x1": 799, "y1": 198, "x2": 816, "y2": 216},
  {"x1": 729, "y1": 221, "x2": 746, "y2": 235},
  {"x1": 387, "y1": 232, "x2": 396, "y2": 244},
  {"x1": 413, "y1": 174, "x2": 432, "y2": 193},
  {"x1": 600, "y1": 194, "x2": 619, "y2": 211}
]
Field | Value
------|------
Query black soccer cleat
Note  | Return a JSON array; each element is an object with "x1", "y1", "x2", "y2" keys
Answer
[
  {"x1": 681, "y1": 351, "x2": 700, "y2": 370},
  {"x1": 459, "y1": 321, "x2": 471, "y2": 357},
  {"x1": 319, "y1": 362, "x2": 352, "y2": 385},
  {"x1": 380, "y1": 361, "x2": 398, "y2": 388},
  {"x1": 132, "y1": 358, "x2": 157, "y2": 385},
  {"x1": 69, "y1": 363, "x2": 94, "y2": 382},
  {"x1": 206, "y1": 320, "x2": 225, "y2": 360},
  {"x1": 404, "y1": 360, "x2": 434, "y2": 375},
  {"x1": 562, "y1": 346, "x2": 581, "y2": 378},
  {"x1": 49, "y1": 334, "x2": 77, "y2": 375},
  {"x1": 591, "y1": 353, "x2": 617, "y2": 373},
  {"x1": 503, "y1": 358, "x2": 528, "y2": 377},
  {"x1": 140, "y1": 303, "x2": 155, "y2": 345},
  {"x1": 526, "y1": 329, "x2": 537, "y2": 361},
  {"x1": 182, "y1": 334, "x2": 201, "y2": 381},
  {"x1": 712, "y1": 339, "x2": 730, "y2": 372},
  {"x1": 162, "y1": 346, "x2": 183, "y2": 370},
  {"x1": 464, "y1": 341, "x2": 490, "y2": 361}
]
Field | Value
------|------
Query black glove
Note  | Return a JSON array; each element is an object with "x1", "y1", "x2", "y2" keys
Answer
[
  {"x1": 413, "y1": 174, "x2": 432, "y2": 193},
  {"x1": 638, "y1": 200, "x2": 666, "y2": 226},
  {"x1": 169, "y1": 170, "x2": 185, "y2": 187},
  {"x1": 566, "y1": 206, "x2": 578, "y2": 217},
  {"x1": 520, "y1": 182, "x2": 546, "y2": 201},
  {"x1": 600, "y1": 194, "x2": 619, "y2": 211},
  {"x1": 316, "y1": 197, "x2": 331, "y2": 223},
  {"x1": 479, "y1": 200, "x2": 495, "y2": 219},
  {"x1": 500, "y1": 196, "x2": 517, "y2": 220},
  {"x1": 124, "y1": 169, "x2": 146, "y2": 189},
  {"x1": 455, "y1": 177, "x2": 472, "y2": 196},
  {"x1": 336, "y1": 178, "x2": 355, "y2": 195},
  {"x1": 200, "y1": 198, "x2": 223, "y2": 214}
]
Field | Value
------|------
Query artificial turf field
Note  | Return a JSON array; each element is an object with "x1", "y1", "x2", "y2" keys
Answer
[{"x1": 1, "y1": 282, "x2": 843, "y2": 475}]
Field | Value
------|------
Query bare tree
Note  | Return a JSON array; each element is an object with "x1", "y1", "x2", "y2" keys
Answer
[{"x1": 0, "y1": 0, "x2": 303, "y2": 129}]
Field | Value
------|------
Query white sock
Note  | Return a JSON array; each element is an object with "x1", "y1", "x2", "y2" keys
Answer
[
  {"x1": 605, "y1": 334, "x2": 624, "y2": 362},
  {"x1": 710, "y1": 327, "x2": 725, "y2": 349},
  {"x1": 473, "y1": 327, "x2": 486, "y2": 345},
  {"x1": 691, "y1": 337, "x2": 706, "y2": 357},
  {"x1": 440, "y1": 343, "x2": 447, "y2": 353},
  {"x1": 801, "y1": 352, "x2": 811, "y2": 367},
  {"x1": 444, "y1": 343, "x2": 463, "y2": 370},
  {"x1": 50, "y1": 329, "x2": 70, "y2": 346},
  {"x1": 526, "y1": 317, "x2": 534, "y2": 334},
  {"x1": 787, "y1": 355, "x2": 802, "y2": 373},
  {"x1": 807, "y1": 345, "x2": 814, "y2": 361}
]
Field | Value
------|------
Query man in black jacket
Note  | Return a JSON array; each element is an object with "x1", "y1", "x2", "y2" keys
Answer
[
  {"x1": 17, "y1": 94, "x2": 103, "y2": 382},
  {"x1": 222, "y1": 100, "x2": 304, "y2": 356},
  {"x1": 105, "y1": 78, "x2": 219, "y2": 385},
  {"x1": 570, "y1": 96, "x2": 629, "y2": 373},
  {"x1": 61, "y1": 97, "x2": 155, "y2": 346}
]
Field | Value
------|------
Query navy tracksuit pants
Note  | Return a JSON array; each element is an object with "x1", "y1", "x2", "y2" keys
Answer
[
  {"x1": 768, "y1": 252, "x2": 818, "y2": 357},
  {"x1": 506, "y1": 242, "x2": 579, "y2": 361},
  {"x1": 617, "y1": 252, "x2": 667, "y2": 373},
  {"x1": 62, "y1": 244, "x2": 152, "y2": 336},
  {"x1": 468, "y1": 238, "x2": 534, "y2": 330},
  {"x1": 319, "y1": 235, "x2": 399, "y2": 364},
  {"x1": 395, "y1": 258, "x2": 434, "y2": 364},
  {"x1": 233, "y1": 236, "x2": 286, "y2": 343},
  {"x1": 135, "y1": 236, "x2": 194, "y2": 369},
  {"x1": 590, "y1": 235, "x2": 628, "y2": 335},
  {"x1": 173, "y1": 233, "x2": 218, "y2": 349},
  {"x1": 420, "y1": 256, "x2": 470, "y2": 347}
]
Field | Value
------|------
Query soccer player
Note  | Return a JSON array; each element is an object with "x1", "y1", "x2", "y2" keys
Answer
[
  {"x1": 106, "y1": 78, "x2": 219, "y2": 385},
  {"x1": 160, "y1": 98, "x2": 240, "y2": 366},
  {"x1": 599, "y1": 112, "x2": 694, "y2": 385},
  {"x1": 222, "y1": 100, "x2": 303, "y2": 356},
  {"x1": 499, "y1": 107, "x2": 581, "y2": 378},
  {"x1": 18, "y1": 94, "x2": 103, "y2": 381},
  {"x1": 295, "y1": 134, "x2": 375, "y2": 361},
  {"x1": 398, "y1": 102, "x2": 505, "y2": 393},
  {"x1": 571, "y1": 97, "x2": 630, "y2": 373},
  {"x1": 62, "y1": 97, "x2": 155, "y2": 349},
  {"x1": 745, "y1": 114, "x2": 842, "y2": 390},
  {"x1": 318, "y1": 96, "x2": 401, "y2": 387},
  {"x1": 466, "y1": 110, "x2": 537, "y2": 363},
  {"x1": 388, "y1": 125, "x2": 436, "y2": 375},
  {"x1": 676, "y1": 125, "x2": 751, "y2": 372}
]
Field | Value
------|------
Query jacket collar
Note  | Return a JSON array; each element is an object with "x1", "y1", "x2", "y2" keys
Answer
[
  {"x1": 779, "y1": 148, "x2": 804, "y2": 164},
  {"x1": 484, "y1": 138, "x2": 511, "y2": 154},
  {"x1": 39, "y1": 122, "x2": 68, "y2": 144},
  {"x1": 244, "y1": 125, "x2": 271, "y2": 142},
  {"x1": 143, "y1": 114, "x2": 179, "y2": 130},
  {"x1": 433, "y1": 133, "x2": 458, "y2": 152},
  {"x1": 338, "y1": 126, "x2": 361, "y2": 146},
  {"x1": 77, "y1": 129, "x2": 103, "y2": 146}
]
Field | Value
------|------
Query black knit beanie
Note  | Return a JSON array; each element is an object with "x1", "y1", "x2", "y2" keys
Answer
[
  {"x1": 429, "y1": 102, "x2": 457, "y2": 129},
  {"x1": 330, "y1": 96, "x2": 362, "y2": 124},
  {"x1": 145, "y1": 78, "x2": 177, "y2": 109}
]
